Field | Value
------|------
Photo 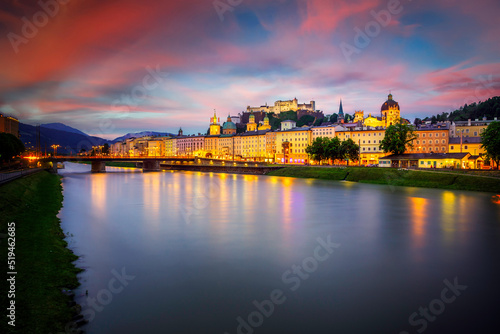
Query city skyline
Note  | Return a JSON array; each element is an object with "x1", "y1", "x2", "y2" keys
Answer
[{"x1": 1, "y1": 0, "x2": 500, "y2": 139}]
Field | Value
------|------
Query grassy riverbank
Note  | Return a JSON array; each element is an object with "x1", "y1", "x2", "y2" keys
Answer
[
  {"x1": 0, "y1": 171, "x2": 81, "y2": 334},
  {"x1": 267, "y1": 167, "x2": 500, "y2": 193}
]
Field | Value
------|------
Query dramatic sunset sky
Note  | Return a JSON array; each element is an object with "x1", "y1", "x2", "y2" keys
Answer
[{"x1": 1, "y1": 0, "x2": 499, "y2": 139}]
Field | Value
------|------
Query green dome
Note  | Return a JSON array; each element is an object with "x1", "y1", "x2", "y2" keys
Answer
[{"x1": 223, "y1": 121, "x2": 237, "y2": 130}]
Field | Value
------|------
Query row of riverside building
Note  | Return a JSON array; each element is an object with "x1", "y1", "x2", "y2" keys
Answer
[{"x1": 109, "y1": 94, "x2": 498, "y2": 169}]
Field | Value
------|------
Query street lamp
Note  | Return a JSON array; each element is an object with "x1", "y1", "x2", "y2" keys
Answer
[{"x1": 51, "y1": 144, "x2": 60, "y2": 157}]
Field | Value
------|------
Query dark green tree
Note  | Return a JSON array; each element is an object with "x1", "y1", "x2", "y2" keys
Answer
[
  {"x1": 297, "y1": 115, "x2": 315, "y2": 127},
  {"x1": 326, "y1": 137, "x2": 342, "y2": 163},
  {"x1": 344, "y1": 113, "x2": 353, "y2": 122},
  {"x1": 379, "y1": 120, "x2": 418, "y2": 155},
  {"x1": 340, "y1": 138, "x2": 360, "y2": 165},
  {"x1": 0, "y1": 133, "x2": 25, "y2": 163},
  {"x1": 313, "y1": 118, "x2": 324, "y2": 126},
  {"x1": 267, "y1": 113, "x2": 281, "y2": 130},
  {"x1": 305, "y1": 137, "x2": 329, "y2": 163},
  {"x1": 102, "y1": 143, "x2": 110, "y2": 155},
  {"x1": 279, "y1": 110, "x2": 298, "y2": 122},
  {"x1": 481, "y1": 121, "x2": 500, "y2": 169},
  {"x1": 330, "y1": 113, "x2": 338, "y2": 123}
]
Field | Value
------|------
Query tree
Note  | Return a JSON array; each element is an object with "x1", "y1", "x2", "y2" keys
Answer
[
  {"x1": 330, "y1": 113, "x2": 338, "y2": 123},
  {"x1": 279, "y1": 110, "x2": 298, "y2": 122},
  {"x1": 414, "y1": 118, "x2": 422, "y2": 126},
  {"x1": 306, "y1": 137, "x2": 329, "y2": 163},
  {"x1": 313, "y1": 118, "x2": 324, "y2": 126},
  {"x1": 297, "y1": 115, "x2": 315, "y2": 127},
  {"x1": 0, "y1": 133, "x2": 25, "y2": 163},
  {"x1": 326, "y1": 137, "x2": 342, "y2": 163},
  {"x1": 379, "y1": 120, "x2": 418, "y2": 155},
  {"x1": 340, "y1": 138, "x2": 360, "y2": 165},
  {"x1": 344, "y1": 113, "x2": 353, "y2": 122},
  {"x1": 481, "y1": 121, "x2": 500, "y2": 170},
  {"x1": 102, "y1": 143, "x2": 110, "y2": 155}
]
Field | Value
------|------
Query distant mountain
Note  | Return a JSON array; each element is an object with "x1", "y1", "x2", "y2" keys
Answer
[
  {"x1": 20, "y1": 123, "x2": 111, "y2": 155},
  {"x1": 112, "y1": 131, "x2": 174, "y2": 143},
  {"x1": 41, "y1": 122, "x2": 89, "y2": 136}
]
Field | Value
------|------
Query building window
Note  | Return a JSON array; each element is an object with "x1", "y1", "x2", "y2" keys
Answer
[
  {"x1": 451, "y1": 146, "x2": 454, "y2": 150},
  {"x1": 474, "y1": 132, "x2": 477, "y2": 136},
  {"x1": 464, "y1": 145, "x2": 468, "y2": 150}
]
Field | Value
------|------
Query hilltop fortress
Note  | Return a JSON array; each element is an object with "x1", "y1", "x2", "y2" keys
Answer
[{"x1": 246, "y1": 97, "x2": 316, "y2": 114}]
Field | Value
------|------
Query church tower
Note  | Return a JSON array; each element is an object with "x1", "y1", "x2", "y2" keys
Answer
[
  {"x1": 258, "y1": 114, "x2": 271, "y2": 131},
  {"x1": 209, "y1": 109, "x2": 221, "y2": 135},
  {"x1": 338, "y1": 99, "x2": 344, "y2": 119},
  {"x1": 246, "y1": 112, "x2": 258, "y2": 132},
  {"x1": 381, "y1": 93, "x2": 400, "y2": 127}
]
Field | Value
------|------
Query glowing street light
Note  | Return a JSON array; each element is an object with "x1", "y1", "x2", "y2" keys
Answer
[{"x1": 51, "y1": 144, "x2": 60, "y2": 157}]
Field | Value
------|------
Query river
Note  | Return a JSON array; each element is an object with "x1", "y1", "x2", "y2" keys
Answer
[{"x1": 58, "y1": 162, "x2": 500, "y2": 334}]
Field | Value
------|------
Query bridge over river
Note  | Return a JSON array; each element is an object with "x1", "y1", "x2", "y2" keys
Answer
[{"x1": 41, "y1": 157, "x2": 283, "y2": 175}]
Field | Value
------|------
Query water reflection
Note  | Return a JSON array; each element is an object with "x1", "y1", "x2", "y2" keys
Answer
[
  {"x1": 58, "y1": 163, "x2": 500, "y2": 334},
  {"x1": 409, "y1": 196, "x2": 428, "y2": 249}
]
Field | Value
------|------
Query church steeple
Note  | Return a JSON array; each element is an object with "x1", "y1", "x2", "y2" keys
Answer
[
  {"x1": 338, "y1": 99, "x2": 344, "y2": 117},
  {"x1": 211, "y1": 109, "x2": 219, "y2": 125}
]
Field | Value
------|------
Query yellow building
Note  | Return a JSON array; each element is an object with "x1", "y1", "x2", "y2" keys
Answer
[
  {"x1": 379, "y1": 153, "x2": 470, "y2": 169},
  {"x1": 209, "y1": 110, "x2": 221, "y2": 135},
  {"x1": 0, "y1": 114, "x2": 19, "y2": 138},
  {"x1": 265, "y1": 131, "x2": 276, "y2": 162},
  {"x1": 381, "y1": 94, "x2": 400, "y2": 127},
  {"x1": 349, "y1": 94, "x2": 401, "y2": 128},
  {"x1": 336, "y1": 127, "x2": 387, "y2": 164},
  {"x1": 218, "y1": 134, "x2": 236, "y2": 158},
  {"x1": 418, "y1": 153, "x2": 470, "y2": 169},
  {"x1": 258, "y1": 115, "x2": 272, "y2": 131},
  {"x1": 241, "y1": 130, "x2": 269, "y2": 161},
  {"x1": 450, "y1": 118, "x2": 496, "y2": 138},
  {"x1": 246, "y1": 112, "x2": 258, "y2": 132},
  {"x1": 276, "y1": 127, "x2": 312, "y2": 164},
  {"x1": 164, "y1": 137, "x2": 176, "y2": 156},
  {"x1": 147, "y1": 139, "x2": 165, "y2": 157},
  {"x1": 311, "y1": 125, "x2": 336, "y2": 140},
  {"x1": 448, "y1": 137, "x2": 484, "y2": 156},
  {"x1": 204, "y1": 135, "x2": 219, "y2": 157}
]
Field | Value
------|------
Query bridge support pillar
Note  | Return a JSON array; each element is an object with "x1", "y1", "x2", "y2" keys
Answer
[
  {"x1": 143, "y1": 160, "x2": 160, "y2": 172},
  {"x1": 44, "y1": 161, "x2": 58, "y2": 173},
  {"x1": 91, "y1": 161, "x2": 106, "y2": 173}
]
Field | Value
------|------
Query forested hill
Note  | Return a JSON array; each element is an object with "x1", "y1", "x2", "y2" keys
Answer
[{"x1": 423, "y1": 96, "x2": 500, "y2": 123}]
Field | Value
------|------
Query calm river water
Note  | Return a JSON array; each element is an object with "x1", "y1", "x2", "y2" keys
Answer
[{"x1": 59, "y1": 162, "x2": 500, "y2": 334}]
